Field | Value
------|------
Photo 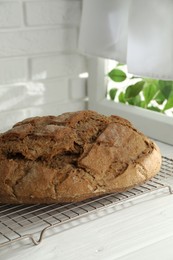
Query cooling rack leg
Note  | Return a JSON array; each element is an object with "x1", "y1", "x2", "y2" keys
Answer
[
  {"x1": 167, "y1": 185, "x2": 173, "y2": 194},
  {"x1": 28, "y1": 225, "x2": 53, "y2": 246}
]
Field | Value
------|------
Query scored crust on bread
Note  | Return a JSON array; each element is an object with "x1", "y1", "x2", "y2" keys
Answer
[{"x1": 0, "y1": 110, "x2": 162, "y2": 204}]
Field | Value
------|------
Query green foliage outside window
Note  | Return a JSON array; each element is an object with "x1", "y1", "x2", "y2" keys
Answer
[{"x1": 108, "y1": 64, "x2": 173, "y2": 115}]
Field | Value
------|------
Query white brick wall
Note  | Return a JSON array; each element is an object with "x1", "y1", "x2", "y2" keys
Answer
[
  {"x1": 0, "y1": 0, "x2": 88, "y2": 132},
  {"x1": 0, "y1": 2, "x2": 21, "y2": 28},
  {"x1": 24, "y1": 1, "x2": 81, "y2": 26},
  {"x1": 0, "y1": 58, "x2": 28, "y2": 83},
  {"x1": 0, "y1": 28, "x2": 77, "y2": 57}
]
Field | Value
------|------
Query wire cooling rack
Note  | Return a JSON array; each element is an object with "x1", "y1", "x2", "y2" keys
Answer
[{"x1": 0, "y1": 156, "x2": 173, "y2": 248}]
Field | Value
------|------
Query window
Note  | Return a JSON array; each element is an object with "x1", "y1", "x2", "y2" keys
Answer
[
  {"x1": 106, "y1": 60, "x2": 173, "y2": 117},
  {"x1": 87, "y1": 57, "x2": 173, "y2": 145}
]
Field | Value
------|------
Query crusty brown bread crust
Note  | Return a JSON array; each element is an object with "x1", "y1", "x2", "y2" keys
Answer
[{"x1": 0, "y1": 110, "x2": 162, "y2": 204}]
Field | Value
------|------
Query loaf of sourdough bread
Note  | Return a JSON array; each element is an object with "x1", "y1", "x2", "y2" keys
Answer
[{"x1": 0, "y1": 110, "x2": 162, "y2": 204}]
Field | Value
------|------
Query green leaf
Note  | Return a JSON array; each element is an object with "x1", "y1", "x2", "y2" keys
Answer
[
  {"x1": 127, "y1": 95, "x2": 141, "y2": 106},
  {"x1": 108, "y1": 69, "x2": 126, "y2": 82},
  {"x1": 139, "y1": 101, "x2": 146, "y2": 108},
  {"x1": 143, "y1": 83, "x2": 157, "y2": 105},
  {"x1": 144, "y1": 78, "x2": 158, "y2": 85},
  {"x1": 127, "y1": 98, "x2": 135, "y2": 105},
  {"x1": 147, "y1": 106, "x2": 162, "y2": 112},
  {"x1": 154, "y1": 91, "x2": 165, "y2": 105},
  {"x1": 118, "y1": 92, "x2": 126, "y2": 103},
  {"x1": 163, "y1": 92, "x2": 173, "y2": 111},
  {"x1": 125, "y1": 81, "x2": 144, "y2": 99},
  {"x1": 109, "y1": 88, "x2": 117, "y2": 100},
  {"x1": 158, "y1": 80, "x2": 173, "y2": 99}
]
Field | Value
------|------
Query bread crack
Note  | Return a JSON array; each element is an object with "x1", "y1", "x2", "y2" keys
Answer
[
  {"x1": 6, "y1": 152, "x2": 26, "y2": 160},
  {"x1": 136, "y1": 163, "x2": 148, "y2": 180}
]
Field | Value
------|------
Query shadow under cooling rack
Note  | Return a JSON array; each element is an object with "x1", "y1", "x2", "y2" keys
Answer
[{"x1": 0, "y1": 156, "x2": 173, "y2": 248}]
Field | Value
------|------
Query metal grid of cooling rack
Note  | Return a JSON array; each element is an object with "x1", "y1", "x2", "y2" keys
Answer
[{"x1": 0, "y1": 156, "x2": 173, "y2": 248}]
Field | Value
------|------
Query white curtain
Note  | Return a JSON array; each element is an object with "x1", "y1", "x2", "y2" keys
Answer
[{"x1": 79, "y1": 0, "x2": 173, "y2": 80}]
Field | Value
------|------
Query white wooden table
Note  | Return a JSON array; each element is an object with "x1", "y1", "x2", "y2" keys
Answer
[{"x1": 0, "y1": 141, "x2": 173, "y2": 260}]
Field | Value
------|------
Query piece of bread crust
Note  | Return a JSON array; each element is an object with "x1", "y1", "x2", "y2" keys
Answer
[{"x1": 0, "y1": 110, "x2": 162, "y2": 204}]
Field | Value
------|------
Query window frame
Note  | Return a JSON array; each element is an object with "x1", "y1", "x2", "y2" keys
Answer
[{"x1": 87, "y1": 57, "x2": 173, "y2": 145}]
